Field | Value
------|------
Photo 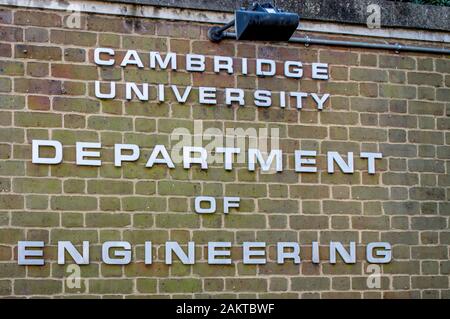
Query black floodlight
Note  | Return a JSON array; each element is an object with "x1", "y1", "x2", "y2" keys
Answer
[
  {"x1": 235, "y1": 3, "x2": 299, "y2": 41},
  {"x1": 208, "y1": 3, "x2": 299, "y2": 42}
]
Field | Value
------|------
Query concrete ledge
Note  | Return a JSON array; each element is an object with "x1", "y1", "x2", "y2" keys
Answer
[
  {"x1": 2, "y1": 0, "x2": 449, "y2": 43},
  {"x1": 106, "y1": 0, "x2": 450, "y2": 32}
]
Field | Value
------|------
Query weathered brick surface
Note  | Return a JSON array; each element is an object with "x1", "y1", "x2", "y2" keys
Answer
[{"x1": 0, "y1": 4, "x2": 448, "y2": 299}]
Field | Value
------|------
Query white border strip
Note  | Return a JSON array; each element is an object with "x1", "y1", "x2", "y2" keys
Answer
[{"x1": 1, "y1": 0, "x2": 449, "y2": 43}]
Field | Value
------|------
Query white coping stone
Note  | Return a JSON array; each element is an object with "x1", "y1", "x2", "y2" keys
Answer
[{"x1": 1, "y1": 0, "x2": 449, "y2": 43}]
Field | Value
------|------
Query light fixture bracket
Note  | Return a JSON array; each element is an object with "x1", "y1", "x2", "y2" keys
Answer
[{"x1": 208, "y1": 2, "x2": 300, "y2": 43}]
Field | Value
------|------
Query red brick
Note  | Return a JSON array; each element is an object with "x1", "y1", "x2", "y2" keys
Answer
[
  {"x1": 50, "y1": 29, "x2": 97, "y2": 47},
  {"x1": 122, "y1": 35, "x2": 167, "y2": 52},
  {"x1": 87, "y1": 15, "x2": 133, "y2": 33},
  {"x1": 258, "y1": 46, "x2": 299, "y2": 61},
  {"x1": 156, "y1": 21, "x2": 201, "y2": 39},
  {"x1": 0, "y1": 61, "x2": 24, "y2": 76},
  {"x1": 0, "y1": 43, "x2": 11, "y2": 57},
  {"x1": 170, "y1": 39, "x2": 190, "y2": 54},
  {"x1": 25, "y1": 27, "x2": 49, "y2": 43},
  {"x1": 51, "y1": 64, "x2": 98, "y2": 80},
  {"x1": 64, "y1": 114, "x2": 85, "y2": 129},
  {"x1": 27, "y1": 62, "x2": 49, "y2": 78},
  {"x1": 133, "y1": 19, "x2": 156, "y2": 35},
  {"x1": 14, "y1": 10, "x2": 61, "y2": 27},
  {"x1": 62, "y1": 81, "x2": 86, "y2": 96},
  {"x1": 193, "y1": 73, "x2": 235, "y2": 88},
  {"x1": 15, "y1": 44, "x2": 62, "y2": 61},
  {"x1": 192, "y1": 40, "x2": 235, "y2": 56},
  {"x1": 14, "y1": 78, "x2": 62, "y2": 95},
  {"x1": 0, "y1": 26, "x2": 22, "y2": 42},
  {"x1": 0, "y1": 78, "x2": 12, "y2": 92},
  {"x1": 320, "y1": 50, "x2": 358, "y2": 66},
  {"x1": 237, "y1": 44, "x2": 256, "y2": 58},
  {"x1": 28, "y1": 96, "x2": 50, "y2": 111},
  {"x1": 0, "y1": 8, "x2": 12, "y2": 24},
  {"x1": 64, "y1": 48, "x2": 86, "y2": 63}
]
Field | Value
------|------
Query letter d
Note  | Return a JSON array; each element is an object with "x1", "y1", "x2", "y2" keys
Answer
[{"x1": 32, "y1": 140, "x2": 63, "y2": 164}]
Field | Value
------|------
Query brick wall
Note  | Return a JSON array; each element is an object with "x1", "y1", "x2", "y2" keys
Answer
[{"x1": 0, "y1": 5, "x2": 449, "y2": 298}]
